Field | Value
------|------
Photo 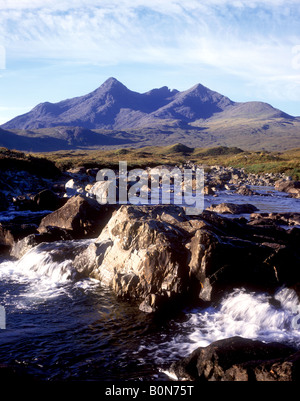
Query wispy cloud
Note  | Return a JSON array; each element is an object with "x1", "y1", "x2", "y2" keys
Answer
[{"x1": 0, "y1": 0, "x2": 299, "y2": 104}]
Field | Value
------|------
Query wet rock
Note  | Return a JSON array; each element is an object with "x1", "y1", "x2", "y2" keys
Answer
[
  {"x1": 32, "y1": 189, "x2": 62, "y2": 211},
  {"x1": 235, "y1": 185, "x2": 257, "y2": 196},
  {"x1": 250, "y1": 212, "x2": 300, "y2": 227},
  {"x1": 38, "y1": 195, "x2": 116, "y2": 239},
  {"x1": 65, "y1": 178, "x2": 86, "y2": 197},
  {"x1": 12, "y1": 189, "x2": 65, "y2": 212},
  {"x1": 275, "y1": 179, "x2": 300, "y2": 198},
  {"x1": 11, "y1": 227, "x2": 74, "y2": 259},
  {"x1": 12, "y1": 194, "x2": 34, "y2": 211},
  {"x1": 79, "y1": 205, "x2": 191, "y2": 312},
  {"x1": 169, "y1": 336, "x2": 299, "y2": 381},
  {"x1": 0, "y1": 222, "x2": 38, "y2": 252},
  {"x1": 203, "y1": 185, "x2": 215, "y2": 195},
  {"x1": 207, "y1": 202, "x2": 259, "y2": 214},
  {"x1": 78, "y1": 205, "x2": 300, "y2": 312}
]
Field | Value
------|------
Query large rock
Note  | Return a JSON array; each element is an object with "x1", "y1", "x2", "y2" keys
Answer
[
  {"x1": 169, "y1": 336, "x2": 299, "y2": 381},
  {"x1": 235, "y1": 185, "x2": 257, "y2": 196},
  {"x1": 38, "y1": 195, "x2": 115, "y2": 239},
  {"x1": 10, "y1": 227, "x2": 74, "y2": 259},
  {"x1": 12, "y1": 189, "x2": 65, "y2": 212},
  {"x1": 275, "y1": 179, "x2": 300, "y2": 198},
  {"x1": 250, "y1": 212, "x2": 300, "y2": 227},
  {"x1": 74, "y1": 205, "x2": 300, "y2": 312},
  {"x1": 75, "y1": 205, "x2": 191, "y2": 312},
  {"x1": 0, "y1": 222, "x2": 39, "y2": 255},
  {"x1": 207, "y1": 202, "x2": 259, "y2": 214},
  {"x1": 32, "y1": 189, "x2": 63, "y2": 211},
  {"x1": 0, "y1": 211, "x2": 51, "y2": 255}
]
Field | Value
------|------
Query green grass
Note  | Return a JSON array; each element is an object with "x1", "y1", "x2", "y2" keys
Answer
[
  {"x1": 20, "y1": 145, "x2": 300, "y2": 181},
  {"x1": 0, "y1": 147, "x2": 61, "y2": 178}
]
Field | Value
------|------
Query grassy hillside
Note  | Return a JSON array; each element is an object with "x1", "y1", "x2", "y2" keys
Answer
[
  {"x1": 31, "y1": 144, "x2": 300, "y2": 180},
  {"x1": 0, "y1": 147, "x2": 61, "y2": 178}
]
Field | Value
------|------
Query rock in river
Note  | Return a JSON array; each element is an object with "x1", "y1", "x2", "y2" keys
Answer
[
  {"x1": 207, "y1": 202, "x2": 259, "y2": 214},
  {"x1": 73, "y1": 204, "x2": 300, "y2": 312},
  {"x1": 38, "y1": 194, "x2": 116, "y2": 239},
  {"x1": 169, "y1": 336, "x2": 300, "y2": 381}
]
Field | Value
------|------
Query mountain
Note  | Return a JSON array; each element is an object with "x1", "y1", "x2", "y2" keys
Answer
[
  {"x1": 0, "y1": 126, "x2": 130, "y2": 152},
  {"x1": 3, "y1": 77, "x2": 290, "y2": 131},
  {"x1": 1, "y1": 77, "x2": 300, "y2": 152}
]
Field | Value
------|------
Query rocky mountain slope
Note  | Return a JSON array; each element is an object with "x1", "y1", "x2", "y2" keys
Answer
[{"x1": 1, "y1": 77, "x2": 300, "y2": 151}]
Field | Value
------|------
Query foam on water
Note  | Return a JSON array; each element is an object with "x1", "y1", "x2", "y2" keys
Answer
[
  {"x1": 139, "y1": 287, "x2": 300, "y2": 377},
  {"x1": 0, "y1": 239, "x2": 94, "y2": 310},
  {"x1": 177, "y1": 287, "x2": 300, "y2": 353}
]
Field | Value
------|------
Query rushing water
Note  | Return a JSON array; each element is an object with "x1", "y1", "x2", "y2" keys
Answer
[{"x1": 0, "y1": 188, "x2": 299, "y2": 381}]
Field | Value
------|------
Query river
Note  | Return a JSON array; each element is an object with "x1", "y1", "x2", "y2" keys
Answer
[{"x1": 0, "y1": 187, "x2": 299, "y2": 381}]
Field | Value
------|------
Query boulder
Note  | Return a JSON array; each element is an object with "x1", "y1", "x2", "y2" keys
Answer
[
  {"x1": 38, "y1": 195, "x2": 116, "y2": 239},
  {"x1": 275, "y1": 179, "x2": 300, "y2": 198},
  {"x1": 66, "y1": 166, "x2": 86, "y2": 176},
  {"x1": 32, "y1": 189, "x2": 62, "y2": 211},
  {"x1": 74, "y1": 205, "x2": 300, "y2": 312},
  {"x1": 207, "y1": 202, "x2": 259, "y2": 214},
  {"x1": 79, "y1": 205, "x2": 191, "y2": 312},
  {"x1": 65, "y1": 179, "x2": 86, "y2": 197},
  {"x1": 235, "y1": 186, "x2": 257, "y2": 196},
  {"x1": 0, "y1": 210, "x2": 51, "y2": 254},
  {"x1": 250, "y1": 212, "x2": 300, "y2": 227},
  {"x1": 10, "y1": 227, "x2": 74, "y2": 259},
  {"x1": 169, "y1": 336, "x2": 299, "y2": 381},
  {"x1": 11, "y1": 189, "x2": 64, "y2": 212},
  {"x1": 0, "y1": 222, "x2": 38, "y2": 254}
]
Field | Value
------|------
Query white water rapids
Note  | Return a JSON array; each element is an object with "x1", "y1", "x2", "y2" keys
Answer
[
  {"x1": 1, "y1": 241, "x2": 300, "y2": 346},
  {"x1": 0, "y1": 236, "x2": 299, "y2": 379}
]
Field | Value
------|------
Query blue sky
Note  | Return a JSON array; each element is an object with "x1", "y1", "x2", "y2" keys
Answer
[{"x1": 0, "y1": 0, "x2": 299, "y2": 124}]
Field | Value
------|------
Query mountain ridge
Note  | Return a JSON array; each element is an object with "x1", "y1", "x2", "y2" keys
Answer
[
  {"x1": 1, "y1": 77, "x2": 299, "y2": 152},
  {"x1": 3, "y1": 77, "x2": 293, "y2": 131}
]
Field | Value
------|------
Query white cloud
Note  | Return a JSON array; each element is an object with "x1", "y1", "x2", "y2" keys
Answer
[{"x1": 0, "y1": 0, "x2": 299, "y2": 104}]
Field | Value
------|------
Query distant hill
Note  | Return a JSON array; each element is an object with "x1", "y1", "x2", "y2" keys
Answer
[
  {"x1": 1, "y1": 77, "x2": 300, "y2": 152},
  {"x1": 0, "y1": 126, "x2": 130, "y2": 152}
]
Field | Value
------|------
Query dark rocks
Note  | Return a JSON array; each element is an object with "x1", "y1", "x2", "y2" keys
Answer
[
  {"x1": 207, "y1": 202, "x2": 259, "y2": 214},
  {"x1": 235, "y1": 185, "x2": 257, "y2": 196},
  {"x1": 32, "y1": 189, "x2": 63, "y2": 211},
  {"x1": 10, "y1": 227, "x2": 74, "y2": 259},
  {"x1": 12, "y1": 189, "x2": 64, "y2": 211},
  {"x1": 206, "y1": 165, "x2": 284, "y2": 188},
  {"x1": 169, "y1": 336, "x2": 299, "y2": 381},
  {"x1": 38, "y1": 195, "x2": 116, "y2": 239},
  {"x1": 75, "y1": 205, "x2": 300, "y2": 312},
  {"x1": 275, "y1": 179, "x2": 300, "y2": 198},
  {"x1": 0, "y1": 222, "x2": 39, "y2": 252},
  {"x1": 250, "y1": 212, "x2": 300, "y2": 227}
]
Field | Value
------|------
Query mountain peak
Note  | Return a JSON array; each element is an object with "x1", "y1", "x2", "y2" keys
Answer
[
  {"x1": 100, "y1": 77, "x2": 127, "y2": 91},
  {"x1": 1, "y1": 78, "x2": 295, "y2": 135}
]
